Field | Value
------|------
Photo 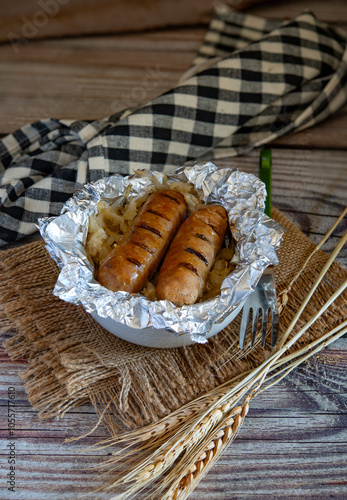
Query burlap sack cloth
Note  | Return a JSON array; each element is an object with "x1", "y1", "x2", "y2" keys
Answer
[{"x1": 1, "y1": 208, "x2": 346, "y2": 437}]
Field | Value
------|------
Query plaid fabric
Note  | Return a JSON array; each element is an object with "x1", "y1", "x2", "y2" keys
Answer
[{"x1": 1, "y1": 6, "x2": 347, "y2": 246}]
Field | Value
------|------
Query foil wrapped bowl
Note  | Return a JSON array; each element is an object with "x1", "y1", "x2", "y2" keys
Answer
[{"x1": 39, "y1": 162, "x2": 284, "y2": 349}]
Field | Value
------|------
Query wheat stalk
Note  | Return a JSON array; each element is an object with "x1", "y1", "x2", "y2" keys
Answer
[
  {"x1": 90, "y1": 212, "x2": 346, "y2": 500},
  {"x1": 165, "y1": 317, "x2": 347, "y2": 500},
  {"x1": 163, "y1": 395, "x2": 251, "y2": 500},
  {"x1": 98, "y1": 384, "x2": 253, "y2": 499},
  {"x1": 89, "y1": 376, "x2": 248, "y2": 452},
  {"x1": 277, "y1": 206, "x2": 347, "y2": 313}
]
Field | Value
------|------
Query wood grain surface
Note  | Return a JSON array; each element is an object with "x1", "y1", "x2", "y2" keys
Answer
[
  {"x1": 1, "y1": 0, "x2": 346, "y2": 44},
  {"x1": 0, "y1": 0, "x2": 346, "y2": 498},
  {"x1": 0, "y1": 0, "x2": 216, "y2": 43},
  {"x1": 1, "y1": 344, "x2": 346, "y2": 499}
]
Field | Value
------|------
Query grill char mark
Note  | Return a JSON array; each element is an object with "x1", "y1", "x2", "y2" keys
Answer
[
  {"x1": 162, "y1": 193, "x2": 182, "y2": 205},
  {"x1": 178, "y1": 262, "x2": 199, "y2": 277},
  {"x1": 137, "y1": 223, "x2": 162, "y2": 238},
  {"x1": 132, "y1": 241, "x2": 155, "y2": 255},
  {"x1": 146, "y1": 209, "x2": 170, "y2": 221},
  {"x1": 196, "y1": 211, "x2": 226, "y2": 237},
  {"x1": 194, "y1": 233, "x2": 212, "y2": 245},
  {"x1": 126, "y1": 257, "x2": 142, "y2": 267},
  {"x1": 185, "y1": 247, "x2": 209, "y2": 266},
  {"x1": 206, "y1": 222, "x2": 220, "y2": 236}
]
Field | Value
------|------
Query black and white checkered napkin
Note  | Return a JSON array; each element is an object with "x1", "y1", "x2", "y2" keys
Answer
[{"x1": 1, "y1": 6, "x2": 347, "y2": 245}]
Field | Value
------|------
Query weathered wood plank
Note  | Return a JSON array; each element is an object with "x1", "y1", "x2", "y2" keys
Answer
[
  {"x1": 0, "y1": 29, "x2": 206, "y2": 61},
  {"x1": 191, "y1": 446, "x2": 347, "y2": 499},
  {"x1": 0, "y1": 43, "x2": 189, "y2": 132},
  {"x1": 0, "y1": 455, "x2": 107, "y2": 500},
  {"x1": 0, "y1": 29, "x2": 203, "y2": 132},
  {"x1": 1, "y1": 27, "x2": 347, "y2": 151},
  {"x1": 1, "y1": 412, "x2": 345, "y2": 443},
  {"x1": 2, "y1": 386, "x2": 346, "y2": 439},
  {"x1": 217, "y1": 148, "x2": 347, "y2": 267},
  {"x1": 1, "y1": 4, "x2": 346, "y2": 496},
  {"x1": 0, "y1": 440, "x2": 346, "y2": 500},
  {"x1": 273, "y1": 106, "x2": 347, "y2": 150},
  {"x1": 0, "y1": 0, "x2": 214, "y2": 43},
  {"x1": 248, "y1": 0, "x2": 347, "y2": 23},
  {"x1": 1, "y1": 433, "x2": 346, "y2": 458},
  {"x1": 0, "y1": 146, "x2": 345, "y2": 265},
  {"x1": 1, "y1": 359, "x2": 346, "y2": 499},
  {"x1": 1, "y1": 335, "x2": 346, "y2": 498},
  {"x1": 1, "y1": 0, "x2": 346, "y2": 47}
]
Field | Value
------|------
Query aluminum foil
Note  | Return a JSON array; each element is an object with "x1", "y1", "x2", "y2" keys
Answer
[{"x1": 38, "y1": 162, "x2": 284, "y2": 343}]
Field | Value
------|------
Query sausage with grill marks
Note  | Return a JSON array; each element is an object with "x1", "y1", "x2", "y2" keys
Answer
[
  {"x1": 156, "y1": 204, "x2": 228, "y2": 306},
  {"x1": 97, "y1": 189, "x2": 188, "y2": 293}
]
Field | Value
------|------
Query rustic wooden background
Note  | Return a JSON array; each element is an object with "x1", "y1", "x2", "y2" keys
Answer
[{"x1": 0, "y1": 0, "x2": 346, "y2": 498}]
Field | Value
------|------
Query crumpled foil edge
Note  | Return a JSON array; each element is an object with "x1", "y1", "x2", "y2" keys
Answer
[{"x1": 38, "y1": 162, "x2": 284, "y2": 343}]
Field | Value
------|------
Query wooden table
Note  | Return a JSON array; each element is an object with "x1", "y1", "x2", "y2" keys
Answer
[{"x1": 1, "y1": 1, "x2": 346, "y2": 498}]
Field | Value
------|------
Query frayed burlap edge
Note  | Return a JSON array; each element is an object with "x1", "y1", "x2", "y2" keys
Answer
[{"x1": 1, "y1": 208, "x2": 346, "y2": 435}]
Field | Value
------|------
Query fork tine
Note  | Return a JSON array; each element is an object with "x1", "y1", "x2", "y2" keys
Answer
[
  {"x1": 261, "y1": 308, "x2": 269, "y2": 348},
  {"x1": 250, "y1": 308, "x2": 259, "y2": 348},
  {"x1": 239, "y1": 306, "x2": 251, "y2": 349},
  {"x1": 271, "y1": 310, "x2": 280, "y2": 347}
]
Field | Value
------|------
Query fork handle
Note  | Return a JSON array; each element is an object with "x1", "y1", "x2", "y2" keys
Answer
[{"x1": 259, "y1": 148, "x2": 272, "y2": 217}]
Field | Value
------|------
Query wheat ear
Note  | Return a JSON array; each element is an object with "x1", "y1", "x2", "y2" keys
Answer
[
  {"x1": 91, "y1": 212, "x2": 346, "y2": 500},
  {"x1": 163, "y1": 394, "x2": 251, "y2": 500}
]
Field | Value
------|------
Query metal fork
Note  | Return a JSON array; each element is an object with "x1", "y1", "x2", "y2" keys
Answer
[
  {"x1": 239, "y1": 266, "x2": 279, "y2": 348},
  {"x1": 239, "y1": 149, "x2": 279, "y2": 349}
]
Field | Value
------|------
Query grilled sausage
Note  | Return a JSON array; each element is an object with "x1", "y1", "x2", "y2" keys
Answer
[
  {"x1": 97, "y1": 189, "x2": 188, "y2": 293},
  {"x1": 156, "y1": 204, "x2": 228, "y2": 306}
]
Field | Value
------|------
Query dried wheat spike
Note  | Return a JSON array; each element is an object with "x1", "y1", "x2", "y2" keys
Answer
[
  {"x1": 133, "y1": 395, "x2": 236, "y2": 490},
  {"x1": 168, "y1": 396, "x2": 251, "y2": 500},
  {"x1": 278, "y1": 288, "x2": 290, "y2": 314}
]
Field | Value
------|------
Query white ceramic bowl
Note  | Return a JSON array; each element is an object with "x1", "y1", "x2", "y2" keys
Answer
[{"x1": 91, "y1": 300, "x2": 245, "y2": 349}]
